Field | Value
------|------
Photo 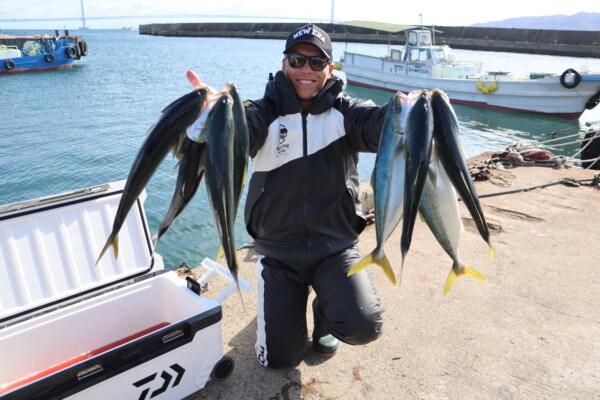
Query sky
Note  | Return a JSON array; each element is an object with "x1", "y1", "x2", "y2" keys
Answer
[{"x1": 0, "y1": 0, "x2": 598, "y2": 30}]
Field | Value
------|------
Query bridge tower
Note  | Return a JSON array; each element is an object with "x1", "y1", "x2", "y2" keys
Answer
[{"x1": 80, "y1": 0, "x2": 87, "y2": 29}]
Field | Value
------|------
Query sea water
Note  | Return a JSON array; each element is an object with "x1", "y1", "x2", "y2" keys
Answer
[{"x1": 2, "y1": 29, "x2": 599, "y2": 269}]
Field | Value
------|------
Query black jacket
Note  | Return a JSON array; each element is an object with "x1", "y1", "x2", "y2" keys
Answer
[{"x1": 244, "y1": 71, "x2": 389, "y2": 265}]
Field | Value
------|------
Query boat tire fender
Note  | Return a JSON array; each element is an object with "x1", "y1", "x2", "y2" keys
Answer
[
  {"x1": 45, "y1": 54, "x2": 55, "y2": 63},
  {"x1": 66, "y1": 46, "x2": 77, "y2": 59},
  {"x1": 585, "y1": 90, "x2": 600, "y2": 110},
  {"x1": 5, "y1": 59, "x2": 15, "y2": 70},
  {"x1": 78, "y1": 40, "x2": 88, "y2": 56},
  {"x1": 560, "y1": 68, "x2": 581, "y2": 89}
]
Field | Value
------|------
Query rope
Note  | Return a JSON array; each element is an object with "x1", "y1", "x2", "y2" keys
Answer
[
  {"x1": 570, "y1": 129, "x2": 600, "y2": 159},
  {"x1": 478, "y1": 174, "x2": 600, "y2": 199}
]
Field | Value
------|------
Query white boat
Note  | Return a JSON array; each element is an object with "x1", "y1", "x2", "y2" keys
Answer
[{"x1": 338, "y1": 29, "x2": 600, "y2": 119}]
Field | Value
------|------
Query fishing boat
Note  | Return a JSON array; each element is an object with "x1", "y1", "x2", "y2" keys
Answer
[
  {"x1": 0, "y1": 30, "x2": 88, "y2": 75},
  {"x1": 338, "y1": 28, "x2": 600, "y2": 119}
]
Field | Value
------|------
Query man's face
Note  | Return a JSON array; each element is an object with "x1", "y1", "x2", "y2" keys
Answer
[{"x1": 282, "y1": 43, "x2": 334, "y2": 108}]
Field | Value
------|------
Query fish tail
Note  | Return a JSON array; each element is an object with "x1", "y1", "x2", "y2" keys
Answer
[
  {"x1": 443, "y1": 262, "x2": 487, "y2": 295},
  {"x1": 487, "y1": 243, "x2": 495, "y2": 260},
  {"x1": 348, "y1": 253, "x2": 396, "y2": 285},
  {"x1": 96, "y1": 234, "x2": 119, "y2": 265}
]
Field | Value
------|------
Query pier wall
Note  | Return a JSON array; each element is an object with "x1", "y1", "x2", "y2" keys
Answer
[{"x1": 139, "y1": 22, "x2": 600, "y2": 58}]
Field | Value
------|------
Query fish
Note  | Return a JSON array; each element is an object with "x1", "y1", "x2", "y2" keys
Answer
[
  {"x1": 430, "y1": 89, "x2": 494, "y2": 259},
  {"x1": 215, "y1": 83, "x2": 249, "y2": 260},
  {"x1": 200, "y1": 92, "x2": 241, "y2": 288},
  {"x1": 96, "y1": 88, "x2": 207, "y2": 264},
  {"x1": 348, "y1": 92, "x2": 407, "y2": 284},
  {"x1": 419, "y1": 146, "x2": 487, "y2": 294},
  {"x1": 153, "y1": 137, "x2": 206, "y2": 248},
  {"x1": 400, "y1": 90, "x2": 434, "y2": 274},
  {"x1": 224, "y1": 83, "x2": 249, "y2": 214}
]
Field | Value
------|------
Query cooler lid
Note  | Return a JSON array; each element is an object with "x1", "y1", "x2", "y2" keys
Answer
[{"x1": 0, "y1": 180, "x2": 158, "y2": 323}]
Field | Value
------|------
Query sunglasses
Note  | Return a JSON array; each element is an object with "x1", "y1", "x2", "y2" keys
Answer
[{"x1": 286, "y1": 53, "x2": 330, "y2": 71}]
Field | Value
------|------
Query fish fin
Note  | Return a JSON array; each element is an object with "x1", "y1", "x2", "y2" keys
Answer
[
  {"x1": 95, "y1": 234, "x2": 119, "y2": 266},
  {"x1": 144, "y1": 124, "x2": 155, "y2": 137},
  {"x1": 348, "y1": 253, "x2": 396, "y2": 285},
  {"x1": 443, "y1": 263, "x2": 487, "y2": 295},
  {"x1": 395, "y1": 134, "x2": 405, "y2": 152},
  {"x1": 427, "y1": 165, "x2": 438, "y2": 188},
  {"x1": 488, "y1": 243, "x2": 495, "y2": 260},
  {"x1": 216, "y1": 246, "x2": 224, "y2": 260},
  {"x1": 348, "y1": 253, "x2": 372, "y2": 276}
]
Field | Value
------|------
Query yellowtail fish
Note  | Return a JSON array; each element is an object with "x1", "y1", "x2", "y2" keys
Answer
[
  {"x1": 348, "y1": 92, "x2": 407, "y2": 284},
  {"x1": 96, "y1": 88, "x2": 207, "y2": 264},
  {"x1": 430, "y1": 89, "x2": 494, "y2": 259},
  {"x1": 400, "y1": 90, "x2": 434, "y2": 276},
  {"x1": 200, "y1": 92, "x2": 242, "y2": 289},
  {"x1": 153, "y1": 137, "x2": 206, "y2": 248},
  {"x1": 419, "y1": 147, "x2": 487, "y2": 294},
  {"x1": 215, "y1": 83, "x2": 249, "y2": 261}
]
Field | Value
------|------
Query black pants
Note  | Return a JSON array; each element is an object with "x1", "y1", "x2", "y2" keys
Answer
[{"x1": 255, "y1": 246, "x2": 384, "y2": 368}]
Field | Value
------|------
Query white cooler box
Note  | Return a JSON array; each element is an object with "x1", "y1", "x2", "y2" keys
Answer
[{"x1": 0, "y1": 181, "x2": 240, "y2": 400}]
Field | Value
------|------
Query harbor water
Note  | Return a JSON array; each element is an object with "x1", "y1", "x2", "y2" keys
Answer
[{"x1": 2, "y1": 28, "x2": 599, "y2": 269}]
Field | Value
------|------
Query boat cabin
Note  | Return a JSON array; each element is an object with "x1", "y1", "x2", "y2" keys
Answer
[{"x1": 402, "y1": 29, "x2": 450, "y2": 64}]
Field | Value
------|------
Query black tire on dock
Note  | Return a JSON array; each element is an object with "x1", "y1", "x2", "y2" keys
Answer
[{"x1": 581, "y1": 130, "x2": 600, "y2": 170}]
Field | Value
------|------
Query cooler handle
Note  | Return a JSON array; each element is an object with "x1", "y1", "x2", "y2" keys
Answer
[{"x1": 195, "y1": 257, "x2": 252, "y2": 304}]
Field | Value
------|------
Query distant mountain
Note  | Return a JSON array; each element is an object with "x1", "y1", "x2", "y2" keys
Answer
[{"x1": 470, "y1": 12, "x2": 600, "y2": 31}]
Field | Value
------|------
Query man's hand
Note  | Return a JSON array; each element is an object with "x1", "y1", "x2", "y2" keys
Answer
[
  {"x1": 365, "y1": 208, "x2": 375, "y2": 226},
  {"x1": 186, "y1": 70, "x2": 218, "y2": 95}
]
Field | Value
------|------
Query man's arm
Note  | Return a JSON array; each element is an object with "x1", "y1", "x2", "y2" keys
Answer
[{"x1": 343, "y1": 96, "x2": 392, "y2": 153}]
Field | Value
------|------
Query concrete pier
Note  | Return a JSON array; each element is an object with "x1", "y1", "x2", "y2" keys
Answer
[
  {"x1": 180, "y1": 161, "x2": 600, "y2": 400},
  {"x1": 139, "y1": 22, "x2": 600, "y2": 58}
]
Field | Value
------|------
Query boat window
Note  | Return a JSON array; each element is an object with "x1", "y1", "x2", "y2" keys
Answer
[
  {"x1": 408, "y1": 31, "x2": 418, "y2": 45},
  {"x1": 23, "y1": 40, "x2": 41, "y2": 56},
  {"x1": 410, "y1": 48, "x2": 430, "y2": 62},
  {"x1": 431, "y1": 48, "x2": 447, "y2": 63},
  {"x1": 418, "y1": 32, "x2": 432, "y2": 45}
]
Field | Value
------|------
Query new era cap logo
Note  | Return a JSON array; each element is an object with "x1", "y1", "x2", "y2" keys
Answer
[{"x1": 293, "y1": 27, "x2": 326, "y2": 44}]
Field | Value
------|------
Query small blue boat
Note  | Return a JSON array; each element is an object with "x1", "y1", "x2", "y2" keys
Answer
[{"x1": 0, "y1": 31, "x2": 88, "y2": 75}]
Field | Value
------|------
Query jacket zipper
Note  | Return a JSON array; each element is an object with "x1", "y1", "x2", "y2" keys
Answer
[{"x1": 301, "y1": 111, "x2": 311, "y2": 264}]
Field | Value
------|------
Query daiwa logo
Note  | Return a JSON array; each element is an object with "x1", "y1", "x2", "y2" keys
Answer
[
  {"x1": 277, "y1": 124, "x2": 289, "y2": 156},
  {"x1": 132, "y1": 364, "x2": 185, "y2": 400},
  {"x1": 257, "y1": 345, "x2": 267, "y2": 365},
  {"x1": 293, "y1": 27, "x2": 325, "y2": 43}
]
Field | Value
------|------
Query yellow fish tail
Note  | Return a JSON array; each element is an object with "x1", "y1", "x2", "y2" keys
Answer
[
  {"x1": 348, "y1": 253, "x2": 396, "y2": 285},
  {"x1": 443, "y1": 263, "x2": 487, "y2": 295},
  {"x1": 488, "y1": 243, "x2": 495, "y2": 260},
  {"x1": 96, "y1": 234, "x2": 119, "y2": 266}
]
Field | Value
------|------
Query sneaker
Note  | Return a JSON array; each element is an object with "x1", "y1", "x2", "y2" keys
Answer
[{"x1": 312, "y1": 298, "x2": 340, "y2": 357}]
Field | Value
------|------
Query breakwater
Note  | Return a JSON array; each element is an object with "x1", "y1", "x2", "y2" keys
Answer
[{"x1": 139, "y1": 22, "x2": 599, "y2": 58}]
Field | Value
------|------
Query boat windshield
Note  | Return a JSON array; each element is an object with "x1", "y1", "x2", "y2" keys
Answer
[
  {"x1": 409, "y1": 48, "x2": 431, "y2": 62},
  {"x1": 431, "y1": 48, "x2": 447, "y2": 63}
]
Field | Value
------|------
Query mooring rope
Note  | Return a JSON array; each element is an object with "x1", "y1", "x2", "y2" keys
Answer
[{"x1": 478, "y1": 174, "x2": 600, "y2": 199}]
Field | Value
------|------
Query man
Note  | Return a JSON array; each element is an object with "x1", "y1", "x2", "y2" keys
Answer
[{"x1": 188, "y1": 23, "x2": 390, "y2": 368}]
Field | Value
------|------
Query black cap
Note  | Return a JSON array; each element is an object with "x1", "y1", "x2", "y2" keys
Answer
[{"x1": 283, "y1": 24, "x2": 332, "y2": 60}]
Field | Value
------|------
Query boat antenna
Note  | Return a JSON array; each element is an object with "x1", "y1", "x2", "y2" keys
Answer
[{"x1": 419, "y1": 13, "x2": 423, "y2": 29}]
